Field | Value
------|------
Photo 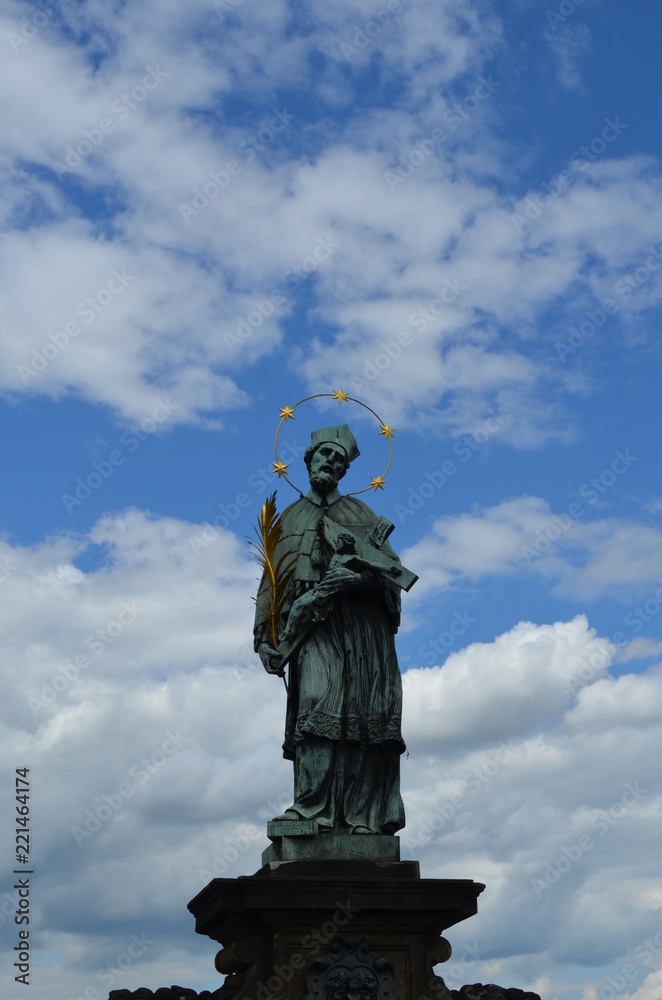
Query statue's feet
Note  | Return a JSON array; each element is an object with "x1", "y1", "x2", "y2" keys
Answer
[
  {"x1": 350, "y1": 825, "x2": 373, "y2": 834},
  {"x1": 272, "y1": 809, "x2": 302, "y2": 822}
]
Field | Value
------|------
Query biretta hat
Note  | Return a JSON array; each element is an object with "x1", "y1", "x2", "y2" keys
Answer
[{"x1": 309, "y1": 424, "x2": 360, "y2": 465}]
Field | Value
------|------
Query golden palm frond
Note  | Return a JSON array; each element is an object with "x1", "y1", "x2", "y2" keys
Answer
[{"x1": 250, "y1": 492, "x2": 296, "y2": 694}]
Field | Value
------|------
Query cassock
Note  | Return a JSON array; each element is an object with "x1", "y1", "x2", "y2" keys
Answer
[{"x1": 254, "y1": 484, "x2": 406, "y2": 835}]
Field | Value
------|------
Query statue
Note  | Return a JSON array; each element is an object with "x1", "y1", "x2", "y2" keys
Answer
[
  {"x1": 188, "y1": 407, "x2": 492, "y2": 1000},
  {"x1": 253, "y1": 423, "x2": 417, "y2": 837}
]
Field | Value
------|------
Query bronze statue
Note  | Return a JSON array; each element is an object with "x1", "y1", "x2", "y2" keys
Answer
[{"x1": 253, "y1": 424, "x2": 417, "y2": 836}]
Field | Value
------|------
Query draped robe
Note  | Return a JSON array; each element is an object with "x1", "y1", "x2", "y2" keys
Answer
[{"x1": 253, "y1": 486, "x2": 406, "y2": 835}]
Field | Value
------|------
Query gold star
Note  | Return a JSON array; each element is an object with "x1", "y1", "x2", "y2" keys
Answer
[
  {"x1": 273, "y1": 460, "x2": 289, "y2": 477},
  {"x1": 370, "y1": 475, "x2": 386, "y2": 491},
  {"x1": 332, "y1": 388, "x2": 349, "y2": 404},
  {"x1": 278, "y1": 404, "x2": 296, "y2": 422},
  {"x1": 379, "y1": 423, "x2": 395, "y2": 441}
]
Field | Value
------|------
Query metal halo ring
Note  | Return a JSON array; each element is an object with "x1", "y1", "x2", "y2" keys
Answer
[{"x1": 273, "y1": 390, "x2": 394, "y2": 497}]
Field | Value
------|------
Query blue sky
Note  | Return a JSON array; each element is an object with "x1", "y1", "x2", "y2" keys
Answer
[{"x1": 1, "y1": 2, "x2": 662, "y2": 999}]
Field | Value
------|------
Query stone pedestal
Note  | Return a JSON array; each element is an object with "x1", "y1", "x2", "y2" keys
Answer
[
  {"x1": 263, "y1": 825, "x2": 401, "y2": 864},
  {"x1": 188, "y1": 858, "x2": 484, "y2": 1000}
]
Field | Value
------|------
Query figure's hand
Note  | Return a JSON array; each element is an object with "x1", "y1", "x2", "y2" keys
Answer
[
  {"x1": 322, "y1": 565, "x2": 362, "y2": 592},
  {"x1": 278, "y1": 568, "x2": 362, "y2": 647},
  {"x1": 258, "y1": 643, "x2": 284, "y2": 676},
  {"x1": 279, "y1": 590, "x2": 319, "y2": 642}
]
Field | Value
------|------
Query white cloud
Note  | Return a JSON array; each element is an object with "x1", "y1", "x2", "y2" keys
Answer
[
  {"x1": 564, "y1": 666, "x2": 662, "y2": 734},
  {"x1": 1, "y1": 511, "x2": 660, "y2": 998},
  {"x1": 1, "y1": 5, "x2": 662, "y2": 997},
  {"x1": 622, "y1": 971, "x2": 662, "y2": 1000},
  {"x1": 1, "y1": 3, "x2": 661, "y2": 446},
  {"x1": 616, "y1": 638, "x2": 662, "y2": 663},
  {"x1": 0, "y1": 509, "x2": 293, "y2": 998},
  {"x1": 544, "y1": 23, "x2": 593, "y2": 91},
  {"x1": 402, "y1": 496, "x2": 662, "y2": 603},
  {"x1": 403, "y1": 615, "x2": 612, "y2": 747}
]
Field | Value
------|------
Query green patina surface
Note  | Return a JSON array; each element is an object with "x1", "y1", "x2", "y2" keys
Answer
[{"x1": 254, "y1": 424, "x2": 416, "y2": 856}]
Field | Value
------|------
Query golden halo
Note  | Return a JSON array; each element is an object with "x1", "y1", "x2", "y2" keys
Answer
[{"x1": 273, "y1": 389, "x2": 394, "y2": 497}]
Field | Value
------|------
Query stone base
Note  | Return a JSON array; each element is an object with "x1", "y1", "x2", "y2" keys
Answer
[
  {"x1": 262, "y1": 829, "x2": 400, "y2": 864},
  {"x1": 188, "y1": 859, "x2": 484, "y2": 1000},
  {"x1": 266, "y1": 819, "x2": 320, "y2": 838},
  {"x1": 108, "y1": 983, "x2": 541, "y2": 1000}
]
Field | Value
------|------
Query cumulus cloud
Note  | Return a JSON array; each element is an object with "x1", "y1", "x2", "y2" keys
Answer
[
  {"x1": 402, "y1": 495, "x2": 662, "y2": 603},
  {"x1": 1, "y1": 1, "x2": 662, "y2": 445},
  {"x1": 0, "y1": 512, "x2": 660, "y2": 999},
  {"x1": 0, "y1": 509, "x2": 291, "y2": 998},
  {"x1": 402, "y1": 615, "x2": 613, "y2": 747},
  {"x1": 1, "y1": 4, "x2": 661, "y2": 999}
]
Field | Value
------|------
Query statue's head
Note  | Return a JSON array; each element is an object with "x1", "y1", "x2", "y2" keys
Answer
[{"x1": 304, "y1": 424, "x2": 359, "y2": 493}]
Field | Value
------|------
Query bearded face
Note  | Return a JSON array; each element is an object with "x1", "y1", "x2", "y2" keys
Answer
[
  {"x1": 309, "y1": 469, "x2": 339, "y2": 493},
  {"x1": 308, "y1": 444, "x2": 347, "y2": 494}
]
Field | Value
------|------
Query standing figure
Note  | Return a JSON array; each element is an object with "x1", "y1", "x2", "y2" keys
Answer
[{"x1": 254, "y1": 424, "x2": 413, "y2": 836}]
